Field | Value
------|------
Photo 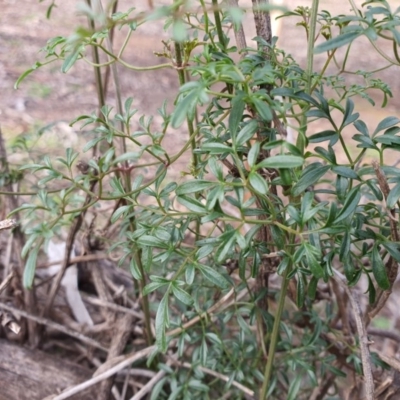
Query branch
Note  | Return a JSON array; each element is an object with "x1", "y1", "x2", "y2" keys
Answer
[{"x1": 333, "y1": 270, "x2": 374, "y2": 400}]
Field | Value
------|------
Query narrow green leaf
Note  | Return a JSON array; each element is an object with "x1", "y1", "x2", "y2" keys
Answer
[
  {"x1": 176, "y1": 180, "x2": 215, "y2": 195},
  {"x1": 137, "y1": 235, "x2": 168, "y2": 249},
  {"x1": 185, "y1": 264, "x2": 195, "y2": 284},
  {"x1": 23, "y1": 247, "x2": 39, "y2": 289},
  {"x1": 229, "y1": 94, "x2": 245, "y2": 138},
  {"x1": 382, "y1": 241, "x2": 400, "y2": 263},
  {"x1": 252, "y1": 97, "x2": 272, "y2": 121},
  {"x1": 200, "y1": 142, "x2": 233, "y2": 154},
  {"x1": 155, "y1": 293, "x2": 169, "y2": 352},
  {"x1": 150, "y1": 377, "x2": 167, "y2": 400},
  {"x1": 354, "y1": 120, "x2": 369, "y2": 136},
  {"x1": 314, "y1": 31, "x2": 362, "y2": 54},
  {"x1": 197, "y1": 264, "x2": 229, "y2": 289},
  {"x1": 296, "y1": 274, "x2": 305, "y2": 307},
  {"x1": 177, "y1": 195, "x2": 206, "y2": 213},
  {"x1": 287, "y1": 375, "x2": 302, "y2": 400},
  {"x1": 371, "y1": 245, "x2": 390, "y2": 290},
  {"x1": 373, "y1": 116, "x2": 400, "y2": 136},
  {"x1": 171, "y1": 90, "x2": 197, "y2": 128},
  {"x1": 256, "y1": 155, "x2": 304, "y2": 169},
  {"x1": 172, "y1": 285, "x2": 193, "y2": 306},
  {"x1": 249, "y1": 172, "x2": 268, "y2": 195},
  {"x1": 387, "y1": 182, "x2": 400, "y2": 209},
  {"x1": 292, "y1": 164, "x2": 330, "y2": 196},
  {"x1": 331, "y1": 166, "x2": 359, "y2": 180},
  {"x1": 216, "y1": 231, "x2": 236, "y2": 262},
  {"x1": 62, "y1": 45, "x2": 81, "y2": 73},
  {"x1": 308, "y1": 130, "x2": 338, "y2": 143},
  {"x1": 113, "y1": 152, "x2": 140, "y2": 164},
  {"x1": 367, "y1": 274, "x2": 376, "y2": 305},
  {"x1": 129, "y1": 258, "x2": 143, "y2": 280},
  {"x1": 236, "y1": 119, "x2": 259, "y2": 147},
  {"x1": 15, "y1": 62, "x2": 43, "y2": 89},
  {"x1": 308, "y1": 276, "x2": 318, "y2": 300},
  {"x1": 160, "y1": 182, "x2": 177, "y2": 197},
  {"x1": 304, "y1": 243, "x2": 324, "y2": 279},
  {"x1": 247, "y1": 141, "x2": 260, "y2": 168},
  {"x1": 143, "y1": 281, "x2": 169, "y2": 295},
  {"x1": 335, "y1": 188, "x2": 361, "y2": 223}
]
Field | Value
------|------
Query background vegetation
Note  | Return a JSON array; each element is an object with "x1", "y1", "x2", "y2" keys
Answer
[{"x1": 1, "y1": 0, "x2": 400, "y2": 399}]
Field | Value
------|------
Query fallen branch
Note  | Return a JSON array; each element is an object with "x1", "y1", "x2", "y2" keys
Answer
[{"x1": 0, "y1": 301, "x2": 107, "y2": 352}]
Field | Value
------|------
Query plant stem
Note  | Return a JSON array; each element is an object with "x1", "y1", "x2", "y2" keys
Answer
[
  {"x1": 297, "y1": 0, "x2": 319, "y2": 154},
  {"x1": 211, "y1": 0, "x2": 226, "y2": 50},
  {"x1": 259, "y1": 265, "x2": 291, "y2": 399},
  {"x1": 174, "y1": 41, "x2": 200, "y2": 238}
]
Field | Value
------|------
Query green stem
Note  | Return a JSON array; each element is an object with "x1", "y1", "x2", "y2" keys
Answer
[
  {"x1": 211, "y1": 0, "x2": 226, "y2": 50},
  {"x1": 174, "y1": 42, "x2": 200, "y2": 238},
  {"x1": 297, "y1": 0, "x2": 319, "y2": 155},
  {"x1": 259, "y1": 265, "x2": 291, "y2": 399}
]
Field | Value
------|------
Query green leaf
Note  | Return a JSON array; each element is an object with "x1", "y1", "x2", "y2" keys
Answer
[
  {"x1": 248, "y1": 142, "x2": 260, "y2": 168},
  {"x1": 371, "y1": 245, "x2": 390, "y2": 290},
  {"x1": 172, "y1": 18, "x2": 187, "y2": 42},
  {"x1": 200, "y1": 142, "x2": 233, "y2": 154},
  {"x1": 335, "y1": 188, "x2": 361, "y2": 223},
  {"x1": 331, "y1": 166, "x2": 359, "y2": 180},
  {"x1": 308, "y1": 276, "x2": 318, "y2": 300},
  {"x1": 177, "y1": 195, "x2": 206, "y2": 213},
  {"x1": 137, "y1": 235, "x2": 169, "y2": 249},
  {"x1": 160, "y1": 182, "x2": 177, "y2": 197},
  {"x1": 216, "y1": 231, "x2": 236, "y2": 262},
  {"x1": 296, "y1": 274, "x2": 305, "y2": 307},
  {"x1": 113, "y1": 152, "x2": 140, "y2": 164},
  {"x1": 62, "y1": 45, "x2": 81, "y2": 73},
  {"x1": 252, "y1": 97, "x2": 272, "y2": 121},
  {"x1": 155, "y1": 293, "x2": 169, "y2": 352},
  {"x1": 229, "y1": 94, "x2": 246, "y2": 138},
  {"x1": 249, "y1": 172, "x2": 268, "y2": 195},
  {"x1": 256, "y1": 155, "x2": 304, "y2": 169},
  {"x1": 304, "y1": 243, "x2": 324, "y2": 279},
  {"x1": 171, "y1": 90, "x2": 197, "y2": 128},
  {"x1": 353, "y1": 134, "x2": 378, "y2": 150},
  {"x1": 176, "y1": 180, "x2": 215, "y2": 195},
  {"x1": 382, "y1": 241, "x2": 400, "y2": 263},
  {"x1": 373, "y1": 116, "x2": 400, "y2": 137},
  {"x1": 387, "y1": 182, "x2": 400, "y2": 208},
  {"x1": 14, "y1": 62, "x2": 43, "y2": 89},
  {"x1": 23, "y1": 247, "x2": 39, "y2": 289},
  {"x1": 197, "y1": 264, "x2": 229, "y2": 289},
  {"x1": 292, "y1": 164, "x2": 330, "y2": 196},
  {"x1": 367, "y1": 274, "x2": 376, "y2": 305},
  {"x1": 308, "y1": 130, "x2": 338, "y2": 143},
  {"x1": 287, "y1": 375, "x2": 302, "y2": 400},
  {"x1": 236, "y1": 119, "x2": 259, "y2": 147},
  {"x1": 143, "y1": 281, "x2": 169, "y2": 295},
  {"x1": 314, "y1": 31, "x2": 362, "y2": 54},
  {"x1": 185, "y1": 264, "x2": 195, "y2": 284},
  {"x1": 172, "y1": 285, "x2": 193, "y2": 306},
  {"x1": 150, "y1": 377, "x2": 167, "y2": 400},
  {"x1": 354, "y1": 120, "x2": 369, "y2": 136},
  {"x1": 129, "y1": 257, "x2": 143, "y2": 280}
]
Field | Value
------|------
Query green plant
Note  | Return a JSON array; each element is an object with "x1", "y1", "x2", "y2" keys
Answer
[{"x1": 6, "y1": 0, "x2": 400, "y2": 399}]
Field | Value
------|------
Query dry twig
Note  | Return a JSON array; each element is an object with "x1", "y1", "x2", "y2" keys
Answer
[
  {"x1": 333, "y1": 270, "x2": 375, "y2": 400},
  {"x1": 0, "y1": 301, "x2": 107, "y2": 351}
]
